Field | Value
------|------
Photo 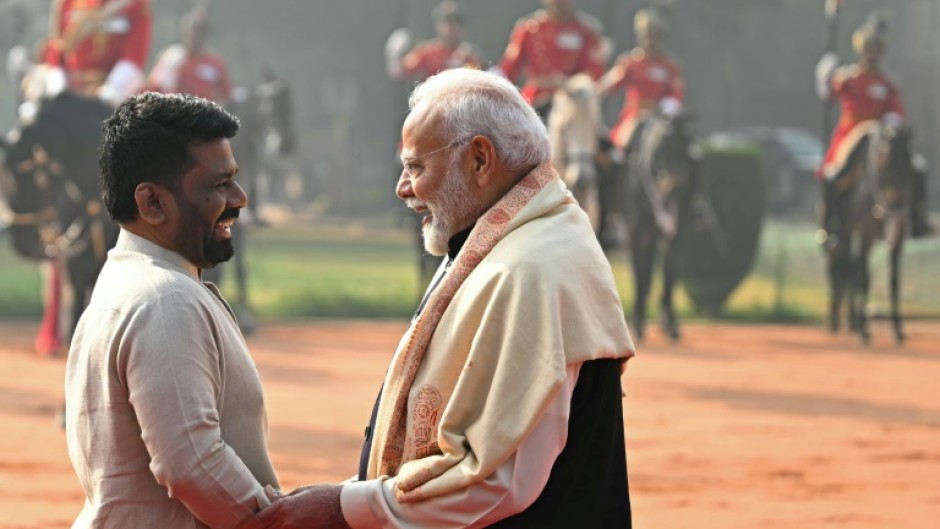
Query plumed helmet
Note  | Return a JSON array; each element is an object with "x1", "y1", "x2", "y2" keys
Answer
[
  {"x1": 635, "y1": 8, "x2": 667, "y2": 37},
  {"x1": 852, "y1": 12, "x2": 888, "y2": 56},
  {"x1": 433, "y1": 0, "x2": 465, "y2": 24}
]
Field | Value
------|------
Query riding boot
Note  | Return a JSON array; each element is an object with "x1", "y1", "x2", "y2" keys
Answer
[{"x1": 909, "y1": 165, "x2": 933, "y2": 238}]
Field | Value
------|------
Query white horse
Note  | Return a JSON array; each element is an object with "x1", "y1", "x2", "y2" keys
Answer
[{"x1": 547, "y1": 74, "x2": 605, "y2": 229}]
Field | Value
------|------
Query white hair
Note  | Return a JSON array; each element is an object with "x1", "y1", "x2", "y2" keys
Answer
[{"x1": 408, "y1": 68, "x2": 551, "y2": 174}]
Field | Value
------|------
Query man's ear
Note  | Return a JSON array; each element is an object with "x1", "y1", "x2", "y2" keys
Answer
[
  {"x1": 134, "y1": 183, "x2": 171, "y2": 225},
  {"x1": 468, "y1": 135, "x2": 498, "y2": 187}
]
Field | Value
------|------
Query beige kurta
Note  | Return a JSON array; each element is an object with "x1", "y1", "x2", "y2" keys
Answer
[{"x1": 65, "y1": 230, "x2": 278, "y2": 529}]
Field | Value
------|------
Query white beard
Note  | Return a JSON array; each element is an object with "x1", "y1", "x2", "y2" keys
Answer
[{"x1": 422, "y1": 162, "x2": 478, "y2": 257}]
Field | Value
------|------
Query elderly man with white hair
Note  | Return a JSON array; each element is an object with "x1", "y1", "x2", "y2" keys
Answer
[{"x1": 241, "y1": 67, "x2": 635, "y2": 529}]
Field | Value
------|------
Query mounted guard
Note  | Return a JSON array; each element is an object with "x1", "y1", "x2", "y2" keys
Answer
[
  {"x1": 815, "y1": 13, "x2": 932, "y2": 245},
  {"x1": 598, "y1": 8, "x2": 701, "y2": 341},
  {"x1": 598, "y1": 8, "x2": 684, "y2": 157},
  {"x1": 495, "y1": 0, "x2": 607, "y2": 120}
]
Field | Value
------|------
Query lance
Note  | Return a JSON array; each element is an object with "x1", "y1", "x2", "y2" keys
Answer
[{"x1": 822, "y1": 0, "x2": 842, "y2": 144}]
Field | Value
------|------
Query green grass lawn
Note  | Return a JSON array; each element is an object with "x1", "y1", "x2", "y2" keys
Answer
[
  {"x1": 1, "y1": 220, "x2": 937, "y2": 323},
  {"x1": 0, "y1": 232, "x2": 43, "y2": 319}
]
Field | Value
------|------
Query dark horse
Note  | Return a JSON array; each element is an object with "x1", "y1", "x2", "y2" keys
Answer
[
  {"x1": 0, "y1": 91, "x2": 118, "y2": 348},
  {"x1": 621, "y1": 112, "x2": 698, "y2": 341},
  {"x1": 825, "y1": 123, "x2": 914, "y2": 344}
]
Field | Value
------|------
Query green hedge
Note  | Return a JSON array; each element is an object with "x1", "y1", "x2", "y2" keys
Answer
[{"x1": 679, "y1": 145, "x2": 767, "y2": 315}]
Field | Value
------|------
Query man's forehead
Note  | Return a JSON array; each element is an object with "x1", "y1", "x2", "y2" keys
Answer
[
  {"x1": 401, "y1": 108, "x2": 443, "y2": 153},
  {"x1": 188, "y1": 138, "x2": 236, "y2": 173}
]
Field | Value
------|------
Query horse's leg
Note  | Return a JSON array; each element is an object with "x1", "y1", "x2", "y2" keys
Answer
[
  {"x1": 629, "y1": 220, "x2": 655, "y2": 341},
  {"x1": 575, "y1": 182, "x2": 600, "y2": 232},
  {"x1": 826, "y1": 243, "x2": 848, "y2": 334},
  {"x1": 854, "y1": 235, "x2": 874, "y2": 345},
  {"x1": 826, "y1": 181, "x2": 854, "y2": 333},
  {"x1": 888, "y1": 216, "x2": 906, "y2": 344},
  {"x1": 659, "y1": 233, "x2": 680, "y2": 341}
]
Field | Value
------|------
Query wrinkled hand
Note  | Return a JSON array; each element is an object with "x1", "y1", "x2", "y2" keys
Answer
[{"x1": 236, "y1": 484, "x2": 350, "y2": 529}]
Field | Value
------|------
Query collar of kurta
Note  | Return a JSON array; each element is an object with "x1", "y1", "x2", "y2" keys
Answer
[{"x1": 113, "y1": 229, "x2": 200, "y2": 280}]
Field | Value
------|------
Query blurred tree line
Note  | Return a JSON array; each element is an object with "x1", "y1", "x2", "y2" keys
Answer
[{"x1": 2, "y1": 0, "x2": 937, "y2": 212}]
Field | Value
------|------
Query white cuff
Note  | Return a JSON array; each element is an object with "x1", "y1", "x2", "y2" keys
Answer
[
  {"x1": 882, "y1": 112, "x2": 903, "y2": 128},
  {"x1": 340, "y1": 479, "x2": 386, "y2": 529},
  {"x1": 659, "y1": 97, "x2": 682, "y2": 115},
  {"x1": 98, "y1": 60, "x2": 144, "y2": 106}
]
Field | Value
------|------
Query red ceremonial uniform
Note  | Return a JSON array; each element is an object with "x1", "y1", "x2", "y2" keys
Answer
[
  {"x1": 44, "y1": 0, "x2": 152, "y2": 93},
  {"x1": 498, "y1": 10, "x2": 605, "y2": 106},
  {"x1": 401, "y1": 39, "x2": 485, "y2": 81},
  {"x1": 175, "y1": 52, "x2": 232, "y2": 102},
  {"x1": 606, "y1": 48, "x2": 684, "y2": 148},
  {"x1": 821, "y1": 65, "x2": 905, "y2": 177}
]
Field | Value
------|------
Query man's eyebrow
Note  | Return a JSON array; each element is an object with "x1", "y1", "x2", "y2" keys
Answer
[{"x1": 400, "y1": 149, "x2": 417, "y2": 162}]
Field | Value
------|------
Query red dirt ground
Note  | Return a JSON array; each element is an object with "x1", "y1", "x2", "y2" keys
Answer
[{"x1": 1, "y1": 320, "x2": 939, "y2": 528}]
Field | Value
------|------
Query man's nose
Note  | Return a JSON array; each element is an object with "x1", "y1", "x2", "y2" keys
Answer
[
  {"x1": 230, "y1": 180, "x2": 249, "y2": 209},
  {"x1": 396, "y1": 169, "x2": 414, "y2": 200}
]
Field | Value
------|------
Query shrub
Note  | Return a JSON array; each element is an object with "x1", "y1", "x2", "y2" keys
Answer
[{"x1": 679, "y1": 144, "x2": 767, "y2": 315}]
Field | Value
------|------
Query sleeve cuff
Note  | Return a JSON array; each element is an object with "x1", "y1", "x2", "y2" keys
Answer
[{"x1": 340, "y1": 479, "x2": 385, "y2": 529}]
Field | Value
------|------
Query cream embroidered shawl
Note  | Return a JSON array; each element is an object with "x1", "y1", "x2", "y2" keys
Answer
[{"x1": 367, "y1": 163, "x2": 635, "y2": 502}]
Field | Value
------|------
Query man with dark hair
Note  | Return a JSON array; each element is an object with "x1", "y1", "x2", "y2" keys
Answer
[{"x1": 66, "y1": 92, "x2": 279, "y2": 528}]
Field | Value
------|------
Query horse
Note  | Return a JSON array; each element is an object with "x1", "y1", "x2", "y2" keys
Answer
[
  {"x1": 547, "y1": 73, "x2": 604, "y2": 230},
  {"x1": 620, "y1": 111, "x2": 698, "y2": 341},
  {"x1": 825, "y1": 122, "x2": 914, "y2": 344},
  {"x1": 0, "y1": 91, "x2": 118, "y2": 351}
]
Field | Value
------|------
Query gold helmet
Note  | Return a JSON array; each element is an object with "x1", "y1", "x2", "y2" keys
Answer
[
  {"x1": 635, "y1": 8, "x2": 667, "y2": 37},
  {"x1": 852, "y1": 12, "x2": 887, "y2": 56}
]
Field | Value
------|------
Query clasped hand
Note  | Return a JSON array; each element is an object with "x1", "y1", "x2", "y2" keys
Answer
[{"x1": 235, "y1": 484, "x2": 351, "y2": 529}]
